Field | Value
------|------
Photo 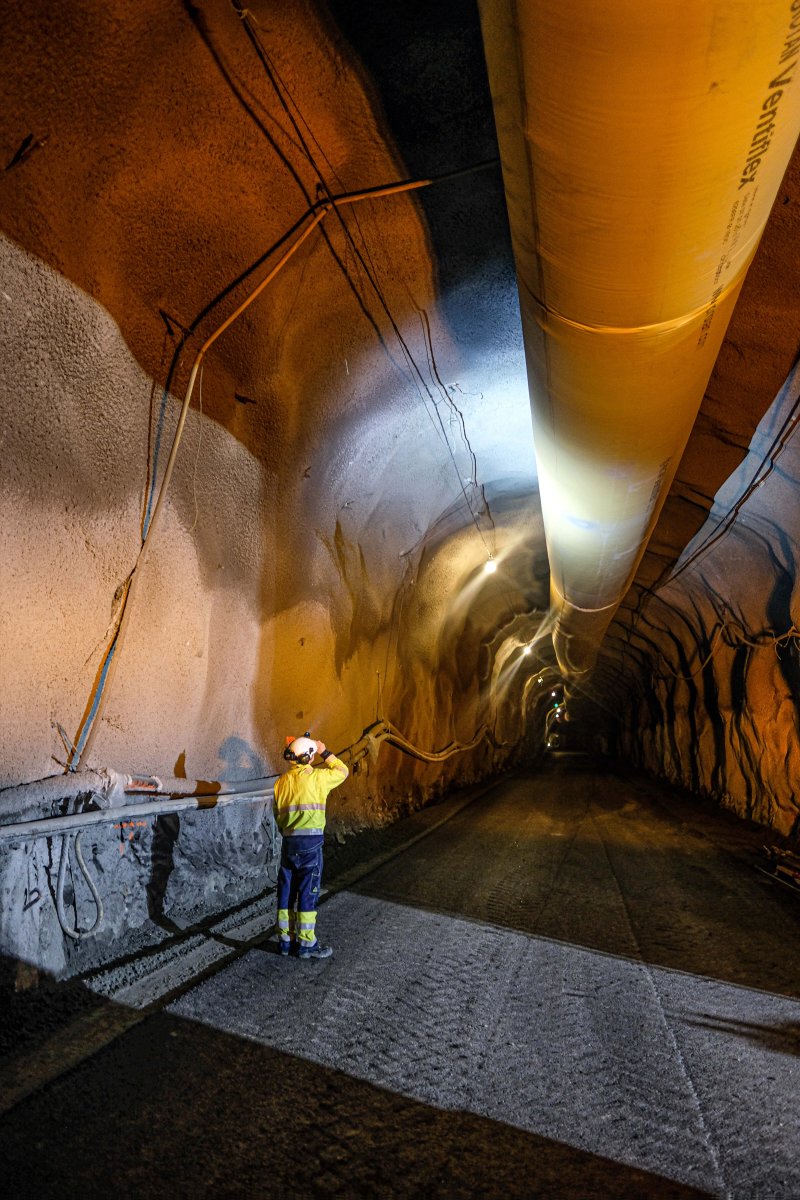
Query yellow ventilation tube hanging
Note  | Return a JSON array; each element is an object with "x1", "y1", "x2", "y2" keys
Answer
[{"x1": 479, "y1": 0, "x2": 800, "y2": 678}]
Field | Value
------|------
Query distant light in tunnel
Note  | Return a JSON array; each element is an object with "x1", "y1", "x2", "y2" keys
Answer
[
  {"x1": 483, "y1": 558, "x2": 497, "y2": 575},
  {"x1": 522, "y1": 646, "x2": 531, "y2": 656}
]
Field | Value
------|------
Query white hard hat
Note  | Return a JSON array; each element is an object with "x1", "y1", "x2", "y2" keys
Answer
[{"x1": 284, "y1": 735, "x2": 316, "y2": 764}]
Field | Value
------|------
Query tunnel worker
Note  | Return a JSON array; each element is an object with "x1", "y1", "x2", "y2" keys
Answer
[{"x1": 273, "y1": 733, "x2": 348, "y2": 959}]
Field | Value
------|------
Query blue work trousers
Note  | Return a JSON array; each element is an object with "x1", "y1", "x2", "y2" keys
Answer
[{"x1": 276, "y1": 836, "x2": 323, "y2": 947}]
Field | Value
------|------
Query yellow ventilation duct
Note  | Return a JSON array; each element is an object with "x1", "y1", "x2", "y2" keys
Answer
[{"x1": 479, "y1": 0, "x2": 800, "y2": 679}]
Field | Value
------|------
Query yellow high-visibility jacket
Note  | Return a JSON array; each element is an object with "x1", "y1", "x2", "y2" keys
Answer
[{"x1": 273, "y1": 753, "x2": 348, "y2": 838}]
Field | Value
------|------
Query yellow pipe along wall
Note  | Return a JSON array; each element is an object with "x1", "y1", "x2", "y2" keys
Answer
[{"x1": 479, "y1": 0, "x2": 800, "y2": 678}]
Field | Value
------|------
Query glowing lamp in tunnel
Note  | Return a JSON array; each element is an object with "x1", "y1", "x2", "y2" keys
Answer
[
  {"x1": 522, "y1": 645, "x2": 532, "y2": 656},
  {"x1": 484, "y1": 558, "x2": 497, "y2": 575}
]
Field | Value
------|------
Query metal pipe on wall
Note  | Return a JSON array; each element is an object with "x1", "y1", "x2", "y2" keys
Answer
[
  {"x1": 0, "y1": 717, "x2": 498, "y2": 845},
  {"x1": 479, "y1": 0, "x2": 800, "y2": 679}
]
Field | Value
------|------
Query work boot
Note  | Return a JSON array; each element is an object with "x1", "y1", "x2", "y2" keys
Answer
[
  {"x1": 278, "y1": 938, "x2": 294, "y2": 956},
  {"x1": 297, "y1": 941, "x2": 333, "y2": 960}
]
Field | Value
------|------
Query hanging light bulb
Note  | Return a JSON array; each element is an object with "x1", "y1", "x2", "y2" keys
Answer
[
  {"x1": 484, "y1": 557, "x2": 497, "y2": 575},
  {"x1": 522, "y1": 645, "x2": 531, "y2": 656}
]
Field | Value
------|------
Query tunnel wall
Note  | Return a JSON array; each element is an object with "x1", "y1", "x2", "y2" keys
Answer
[
  {"x1": 609, "y1": 361, "x2": 800, "y2": 839},
  {"x1": 0, "y1": 1, "x2": 542, "y2": 976},
  {"x1": 0, "y1": 220, "x2": 538, "y2": 978}
]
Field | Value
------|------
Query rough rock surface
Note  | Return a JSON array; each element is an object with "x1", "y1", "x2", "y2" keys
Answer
[{"x1": 596, "y1": 355, "x2": 800, "y2": 838}]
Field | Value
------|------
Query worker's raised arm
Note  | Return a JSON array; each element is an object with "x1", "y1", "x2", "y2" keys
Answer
[{"x1": 315, "y1": 740, "x2": 349, "y2": 781}]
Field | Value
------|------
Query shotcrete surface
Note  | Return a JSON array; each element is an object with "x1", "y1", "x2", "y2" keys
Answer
[
  {"x1": 2, "y1": 759, "x2": 798, "y2": 1199},
  {"x1": 0, "y1": 0, "x2": 537, "y2": 841}
]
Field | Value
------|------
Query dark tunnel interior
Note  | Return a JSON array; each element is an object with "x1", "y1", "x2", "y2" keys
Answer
[{"x1": 1, "y1": 3, "x2": 800, "y2": 1196}]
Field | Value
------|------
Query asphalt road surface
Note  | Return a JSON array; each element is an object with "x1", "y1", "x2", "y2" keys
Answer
[{"x1": 2, "y1": 757, "x2": 799, "y2": 1199}]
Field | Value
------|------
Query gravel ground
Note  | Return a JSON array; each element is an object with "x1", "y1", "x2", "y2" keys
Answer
[{"x1": 1, "y1": 757, "x2": 799, "y2": 1198}]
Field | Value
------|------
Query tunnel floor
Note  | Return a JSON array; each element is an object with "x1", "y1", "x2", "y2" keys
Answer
[{"x1": 2, "y1": 759, "x2": 799, "y2": 1199}]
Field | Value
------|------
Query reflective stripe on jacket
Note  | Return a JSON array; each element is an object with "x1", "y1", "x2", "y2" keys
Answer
[{"x1": 273, "y1": 754, "x2": 348, "y2": 836}]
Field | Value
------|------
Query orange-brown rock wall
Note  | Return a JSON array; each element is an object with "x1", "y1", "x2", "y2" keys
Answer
[{"x1": 612, "y1": 363, "x2": 800, "y2": 837}]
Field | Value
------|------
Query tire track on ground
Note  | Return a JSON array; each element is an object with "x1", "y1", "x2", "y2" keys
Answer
[
  {"x1": 587, "y1": 799, "x2": 730, "y2": 1200},
  {"x1": 163, "y1": 762, "x2": 798, "y2": 1197}
]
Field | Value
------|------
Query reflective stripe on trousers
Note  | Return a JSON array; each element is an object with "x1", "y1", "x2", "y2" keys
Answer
[{"x1": 276, "y1": 908, "x2": 317, "y2": 944}]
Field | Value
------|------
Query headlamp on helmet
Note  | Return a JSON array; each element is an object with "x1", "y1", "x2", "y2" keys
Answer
[{"x1": 283, "y1": 734, "x2": 317, "y2": 765}]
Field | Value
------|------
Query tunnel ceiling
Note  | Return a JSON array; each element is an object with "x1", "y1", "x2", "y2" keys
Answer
[{"x1": 2, "y1": 1, "x2": 800, "y2": 835}]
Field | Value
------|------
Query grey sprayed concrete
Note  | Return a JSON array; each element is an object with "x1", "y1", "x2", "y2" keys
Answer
[{"x1": 2, "y1": 760, "x2": 799, "y2": 1199}]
